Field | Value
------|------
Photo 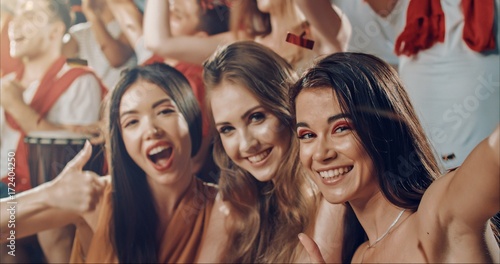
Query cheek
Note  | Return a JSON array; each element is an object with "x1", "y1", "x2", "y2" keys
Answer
[
  {"x1": 122, "y1": 132, "x2": 141, "y2": 162},
  {"x1": 337, "y1": 137, "x2": 365, "y2": 159},
  {"x1": 299, "y1": 145, "x2": 312, "y2": 168},
  {"x1": 220, "y1": 136, "x2": 238, "y2": 160},
  {"x1": 256, "y1": 120, "x2": 287, "y2": 142}
]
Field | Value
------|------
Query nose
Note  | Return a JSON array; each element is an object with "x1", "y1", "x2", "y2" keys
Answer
[
  {"x1": 144, "y1": 120, "x2": 163, "y2": 140},
  {"x1": 312, "y1": 137, "x2": 337, "y2": 162},
  {"x1": 239, "y1": 130, "x2": 259, "y2": 154}
]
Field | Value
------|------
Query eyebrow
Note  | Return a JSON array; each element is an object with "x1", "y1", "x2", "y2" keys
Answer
[
  {"x1": 214, "y1": 105, "x2": 262, "y2": 127},
  {"x1": 296, "y1": 113, "x2": 350, "y2": 129},
  {"x1": 120, "y1": 98, "x2": 173, "y2": 118}
]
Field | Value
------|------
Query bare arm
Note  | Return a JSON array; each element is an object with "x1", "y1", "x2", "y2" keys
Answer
[
  {"x1": 0, "y1": 79, "x2": 62, "y2": 133},
  {"x1": 143, "y1": 0, "x2": 234, "y2": 64},
  {"x1": 441, "y1": 125, "x2": 500, "y2": 231},
  {"x1": 195, "y1": 194, "x2": 229, "y2": 262},
  {"x1": 105, "y1": 0, "x2": 144, "y2": 47},
  {"x1": 294, "y1": 0, "x2": 351, "y2": 54},
  {"x1": 0, "y1": 142, "x2": 105, "y2": 240},
  {"x1": 82, "y1": 0, "x2": 134, "y2": 67},
  {"x1": 0, "y1": 185, "x2": 80, "y2": 241}
]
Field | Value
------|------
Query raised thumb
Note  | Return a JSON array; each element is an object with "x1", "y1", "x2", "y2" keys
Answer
[{"x1": 67, "y1": 140, "x2": 92, "y2": 170}]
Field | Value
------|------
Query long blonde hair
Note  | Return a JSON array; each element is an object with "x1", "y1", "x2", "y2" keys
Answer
[{"x1": 203, "y1": 41, "x2": 316, "y2": 262}]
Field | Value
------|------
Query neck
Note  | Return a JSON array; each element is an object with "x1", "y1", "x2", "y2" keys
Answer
[
  {"x1": 22, "y1": 50, "x2": 61, "y2": 82},
  {"x1": 147, "y1": 169, "x2": 194, "y2": 221},
  {"x1": 350, "y1": 191, "x2": 407, "y2": 246}
]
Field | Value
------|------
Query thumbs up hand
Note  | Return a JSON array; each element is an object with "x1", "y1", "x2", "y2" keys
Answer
[{"x1": 45, "y1": 141, "x2": 108, "y2": 214}]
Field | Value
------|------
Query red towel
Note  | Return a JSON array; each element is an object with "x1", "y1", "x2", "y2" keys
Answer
[{"x1": 395, "y1": 0, "x2": 496, "y2": 56}]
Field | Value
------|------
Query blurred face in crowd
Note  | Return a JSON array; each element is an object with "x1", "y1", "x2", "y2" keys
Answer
[
  {"x1": 8, "y1": 0, "x2": 62, "y2": 59},
  {"x1": 169, "y1": 0, "x2": 203, "y2": 37},
  {"x1": 211, "y1": 80, "x2": 291, "y2": 182}
]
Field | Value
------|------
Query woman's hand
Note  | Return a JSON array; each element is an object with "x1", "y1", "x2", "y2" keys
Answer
[{"x1": 46, "y1": 141, "x2": 107, "y2": 214}]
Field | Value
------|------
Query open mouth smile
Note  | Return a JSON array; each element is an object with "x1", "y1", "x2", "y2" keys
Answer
[{"x1": 147, "y1": 145, "x2": 173, "y2": 171}]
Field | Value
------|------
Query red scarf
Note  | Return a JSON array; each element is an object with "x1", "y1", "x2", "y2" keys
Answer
[
  {"x1": 395, "y1": 0, "x2": 496, "y2": 56},
  {"x1": 2, "y1": 57, "x2": 107, "y2": 192}
]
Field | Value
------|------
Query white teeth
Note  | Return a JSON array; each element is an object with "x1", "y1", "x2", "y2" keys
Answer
[
  {"x1": 318, "y1": 166, "x2": 352, "y2": 179},
  {"x1": 248, "y1": 149, "x2": 271, "y2": 163},
  {"x1": 148, "y1": 146, "x2": 168, "y2": 156}
]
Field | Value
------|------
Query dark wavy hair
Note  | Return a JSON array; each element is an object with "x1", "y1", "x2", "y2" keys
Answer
[
  {"x1": 107, "y1": 63, "x2": 202, "y2": 263},
  {"x1": 203, "y1": 41, "x2": 316, "y2": 262},
  {"x1": 289, "y1": 52, "x2": 440, "y2": 263}
]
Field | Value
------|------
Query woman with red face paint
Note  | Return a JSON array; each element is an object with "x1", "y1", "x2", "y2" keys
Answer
[
  {"x1": 290, "y1": 52, "x2": 499, "y2": 263},
  {"x1": 197, "y1": 41, "x2": 345, "y2": 263},
  {"x1": 0, "y1": 63, "x2": 216, "y2": 263}
]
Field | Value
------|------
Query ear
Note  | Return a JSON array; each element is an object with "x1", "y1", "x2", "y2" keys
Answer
[
  {"x1": 49, "y1": 20, "x2": 66, "y2": 40},
  {"x1": 193, "y1": 31, "x2": 209, "y2": 38}
]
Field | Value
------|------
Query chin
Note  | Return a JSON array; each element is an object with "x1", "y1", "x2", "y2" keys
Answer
[
  {"x1": 319, "y1": 189, "x2": 348, "y2": 205},
  {"x1": 252, "y1": 170, "x2": 276, "y2": 182}
]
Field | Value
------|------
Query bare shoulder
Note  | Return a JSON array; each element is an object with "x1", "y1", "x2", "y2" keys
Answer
[
  {"x1": 414, "y1": 172, "x2": 453, "y2": 235},
  {"x1": 418, "y1": 172, "x2": 452, "y2": 213}
]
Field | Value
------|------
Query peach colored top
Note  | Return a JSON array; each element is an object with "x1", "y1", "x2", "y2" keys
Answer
[{"x1": 70, "y1": 178, "x2": 217, "y2": 263}]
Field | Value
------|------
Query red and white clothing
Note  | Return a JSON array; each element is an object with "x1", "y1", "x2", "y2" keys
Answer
[
  {"x1": 69, "y1": 20, "x2": 137, "y2": 90},
  {"x1": 388, "y1": 0, "x2": 499, "y2": 170},
  {"x1": 0, "y1": 60, "x2": 104, "y2": 191},
  {"x1": 331, "y1": 0, "x2": 399, "y2": 67}
]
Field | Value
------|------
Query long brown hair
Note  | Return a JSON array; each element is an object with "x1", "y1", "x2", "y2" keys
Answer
[
  {"x1": 290, "y1": 53, "x2": 440, "y2": 262},
  {"x1": 203, "y1": 41, "x2": 316, "y2": 262},
  {"x1": 107, "y1": 63, "x2": 202, "y2": 263}
]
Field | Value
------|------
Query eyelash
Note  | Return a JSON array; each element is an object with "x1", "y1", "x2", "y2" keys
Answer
[
  {"x1": 297, "y1": 132, "x2": 315, "y2": 140},
  {"x1": 217, "y1": 111, "x2": 266, "y2": 135},
  {"x1": 332, "y1": 122, "x2": 352, "y2": 134},
  {"x1": 218, "y1": 126, "x2": 234, "y2": 135},
  {"x1": 297, "y1": 121, "x2": 352, "y2": 140},
  {"x1": 122, "y1": 107, "x2": 174, "y2": 128},
  {"x1": 123, "y1": 119, "x2": 138, "y2": 128},
  {"x1": 249, "y1": 112, "x2": 265, "y2": 123},
  {"x1": 158, "y1": 108, "x2": 174, "y2": 115}
]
